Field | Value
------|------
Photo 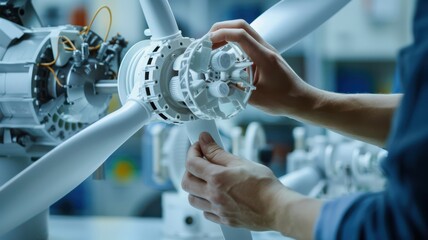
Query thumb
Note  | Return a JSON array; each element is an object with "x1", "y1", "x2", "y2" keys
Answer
[{"x1": 199, "y1": 132, "x2": 233, "y2": 166}]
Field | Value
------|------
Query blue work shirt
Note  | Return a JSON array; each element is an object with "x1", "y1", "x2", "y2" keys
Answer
[{"x1": 315, "y1": 1, "x2": 428, "y2": 239}]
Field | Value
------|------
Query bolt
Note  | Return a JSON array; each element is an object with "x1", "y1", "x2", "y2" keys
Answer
[{"x1": 184, "y1": 216, "x2": 194, "y2": 225}]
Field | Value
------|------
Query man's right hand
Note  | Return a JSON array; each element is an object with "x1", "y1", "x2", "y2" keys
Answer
[
  {"x1": 209, "y1": 19, "x2": 401, "y2": 147},
  {"x1": 210, "y1": 19, "x2": 318, "y2": 115}
]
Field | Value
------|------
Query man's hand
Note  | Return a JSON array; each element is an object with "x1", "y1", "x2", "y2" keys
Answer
[
  {"x1": 182, "y1": 132, "x2": 322, "y2": 239},
  {"x1": 181, "y1": 132, "x2": 286, "y2": 231},
  {"x1": 210, "y1": 20, "x2": 317, "y2": 116},
  {"x1": 209, "y1": 20, "x2": 401, "y2": 147}
]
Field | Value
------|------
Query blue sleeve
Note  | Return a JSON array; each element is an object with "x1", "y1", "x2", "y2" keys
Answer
[
  {"x1": 315, "y1": 1, "x2": 428, "y2": 239},
  {"x1": 314, "y1": 190, "x2": 427, "y2": 240}
]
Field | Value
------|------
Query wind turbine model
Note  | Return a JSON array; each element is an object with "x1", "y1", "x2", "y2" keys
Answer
[{"x1": 0, "y1": 0, "x2": 351, "y2": 239}]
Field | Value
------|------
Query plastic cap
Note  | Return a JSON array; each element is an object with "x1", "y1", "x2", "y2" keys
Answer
[
  {"x1": 209, "y1": 82, "x2": 230, "y2": 98},
  {"x1": 211, "y1": 52, "x2": 234, "y2": 71}
]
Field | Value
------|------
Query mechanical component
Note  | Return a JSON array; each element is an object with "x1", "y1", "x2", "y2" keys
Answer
[
  {"x1": 0, "y1": 21, "x2": 125, "y2": 157},
  {"x1": 176, "y1": 35, "x2": 254, "y2": 120},
  {"x1": 118, "y1": 36, "x2": 194, "y2": 124},
  {"x1": 243, "y1": 122, "x2": 266, "y2": 162},
  {"x1": 119, "y1": 34, "x2": 254, "y2": 124},
  {"x1": 286, "y1": 128, "x2": 386, "y2": 198},
  {"x1": 0, "y1": 0, "x2": 42, "y2": 28}
]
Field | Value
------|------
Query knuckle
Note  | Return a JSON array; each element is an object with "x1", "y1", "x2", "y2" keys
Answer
[
  {"x1": 188, "y1": 194, "x2": 197, "y2": 206},
  {"x1": 211, "y1": 22, "x2": 220, "y2": 29},
  {"x1": 209, "y1": 172, "x2": 225, "y2": 188},
  {"x1": 216, "y1": 208, "x2": 228, "y2": 218},
  {"x1": 236, "y1": 19, "x2": 248, "y2": 28},
  {"x1": 222, "y1": 217, "x2": 239, "y2": 227},
  {"x1": 181, "y1": 179, "x2": 190, "y2": 191},
  {"x1": 206, "y1": 145, "x2": 225, "y2": 161},
  {"x1": 210, "y1": 191, "x2": 226, "y2": 205},
  {"x1": 217, "y1": 28, "x2": 227, "y2": 36},
  {"x1": 203, "y1": 212, "x2": 218, "y2": 223},
  {"x1": 185, "y1": 158, "x2": 193, "y2": 170},
  {"x1": 265, "y1": 51, "x2": 279, "y2": 63},
  {"x1": 236, "y1": 28, "x2": 247, "y2": 38}
]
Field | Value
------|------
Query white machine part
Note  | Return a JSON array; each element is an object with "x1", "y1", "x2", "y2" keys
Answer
[
  {"x1": 284, "y1": 127, "x2": 387, "y2": 198},
  {"x1": 0, "y1": 0, "x2": 352, "y2": 239},
  {"x1": 230, "y1": 122, "x2": 267, "y2": 162}
]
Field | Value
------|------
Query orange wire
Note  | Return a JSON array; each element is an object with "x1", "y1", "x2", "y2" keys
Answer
[
  {"x1": 85, "y1": 6, "x2": 113, "y2": 42},
  {"x1": 39, "y1": 36, "x2": 77, "y2": 67},
  {"x1": 45, "y1": 65, "x2": 64, "y2": 88}
]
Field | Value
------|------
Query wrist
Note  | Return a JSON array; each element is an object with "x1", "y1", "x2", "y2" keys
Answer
[
  {"x1": 280, "y1": 82, "x2": 324, "y2": 117},
  {"x1": 270, "y1": 186, "x2": 323, "y2": 239},
  {"x1": 269, "y1": 187, "x2": 302, "y2": 235}
]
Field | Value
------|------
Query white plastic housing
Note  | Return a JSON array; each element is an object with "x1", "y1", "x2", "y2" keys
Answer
[
  {"x1": 251, "y1": 0, "x2": 351, "y2": 53},
  {"x1": 139, "y1": 0, "x2": 181, "y2": 40}
]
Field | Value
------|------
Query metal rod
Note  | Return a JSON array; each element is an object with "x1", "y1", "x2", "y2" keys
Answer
[{"x1": 95, "y1": 80, "x2": 118, "y2": 94}]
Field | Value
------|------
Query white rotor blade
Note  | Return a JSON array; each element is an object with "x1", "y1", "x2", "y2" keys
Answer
[
  {"x1": 251, "y1": 0, "x2": 351, "y2": 53},
  {"x1": 139, "y1": 0, "x2": 180, "y2": 39},
  {"x1": 185, "y1": 120, "x2": 253, "y2": 240},
  {"x1": 0, "y1": 100, "x2": 151, "y2": 235}
]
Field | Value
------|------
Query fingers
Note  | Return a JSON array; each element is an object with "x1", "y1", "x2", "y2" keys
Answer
[
  {"x1": 199, "y1": 132, "x2": 234, "y2": 166},
  {"x1": 188, "y1": 194, "x2": 212, "y2": 212},
  {"x1": 203, "y1": 211, "x2": 221, "y2": 224},
  {"x1": 187, "y1": 141, "x2": 203, "y2": 159},
  {"x1": 181, "y1": 171, "x2": 208, "y2": 198},
  {"x1": 210, "y1": 28, "x2": 273, "y2": 68},
  {"x1": 186, "y1": 144, "x2": 224, "y2": 181},
  {"x1": 210, "y1": 19, "x2": 274, "y2": 50}
]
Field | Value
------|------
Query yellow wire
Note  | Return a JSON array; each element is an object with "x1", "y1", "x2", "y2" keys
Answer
[
  {"x1": 61, "y1": 36, "x2": 78, "y2": 52},
  {"x1": 46, "y1": 65, "x2": 64, "y2": 88},
  {"x1": 37, "y1": 5, "x2": 114, "y2": 88},
  {"x1": 85, "y1": 6, "x2": 113, "y2": 42},
  {"x1": 38, "y1": 35, "x2": 78, "y2": 87},
  {"x1": 40, "y1": 36, "x2": 77, "y2": 67},
  {"x1": 89, "y1": 44, "x2": 101, "y2": 51}
]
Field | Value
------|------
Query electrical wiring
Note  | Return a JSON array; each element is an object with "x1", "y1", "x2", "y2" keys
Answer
[
  {"x1": 38, "y1": 5, "x2": 114, "y2": 88},
  {"x1": 40, "y1": 36, "x2": 77, "y2": 67},
  {"x1": 39, "y1": 36, "x2": 77, "y2": 87},
  {"x1": 45, "y1": 65, "x2": 64, "y2": 88},
  {"x1": 85, "y1": 6, "x2": 113, "y2": 43}
]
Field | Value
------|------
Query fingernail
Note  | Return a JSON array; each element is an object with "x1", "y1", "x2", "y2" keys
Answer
[{"x1": 200, "y1": 132, "x2": 213, "y2": 144}]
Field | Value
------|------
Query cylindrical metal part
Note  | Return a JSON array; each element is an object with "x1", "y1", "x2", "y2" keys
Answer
[
  {"x1": 81, "y1": 43, "x2": 89, "y2": 61},
  {"x1": 95, "y1": 80, "x2": 118, "y2": 94},
  {"x1": 73, "y1": 50, "x2": 82, "y2": 67},
  {"x1": 97, "y1": 42, "x2": 109, "y2": 61},
  {"x1": 104, "y1": 54, "x2": 115, "y2": 63}
]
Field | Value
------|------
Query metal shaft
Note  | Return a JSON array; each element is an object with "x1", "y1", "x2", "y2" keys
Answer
[{"x1": 95, "y1": 80, "x2": 118, "y2": 94}]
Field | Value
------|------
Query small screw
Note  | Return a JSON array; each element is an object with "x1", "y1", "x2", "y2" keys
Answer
[{"x1": 184, "y1": 216, "x2": 194, "y2": 225}]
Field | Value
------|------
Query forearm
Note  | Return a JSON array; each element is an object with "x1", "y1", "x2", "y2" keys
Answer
[
  {"x1": 272, "y1": 188, "x2": 322, "y2": 240},
  {"x1": 284, "y1": 83, "x2": 402, "y2": 147}
]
